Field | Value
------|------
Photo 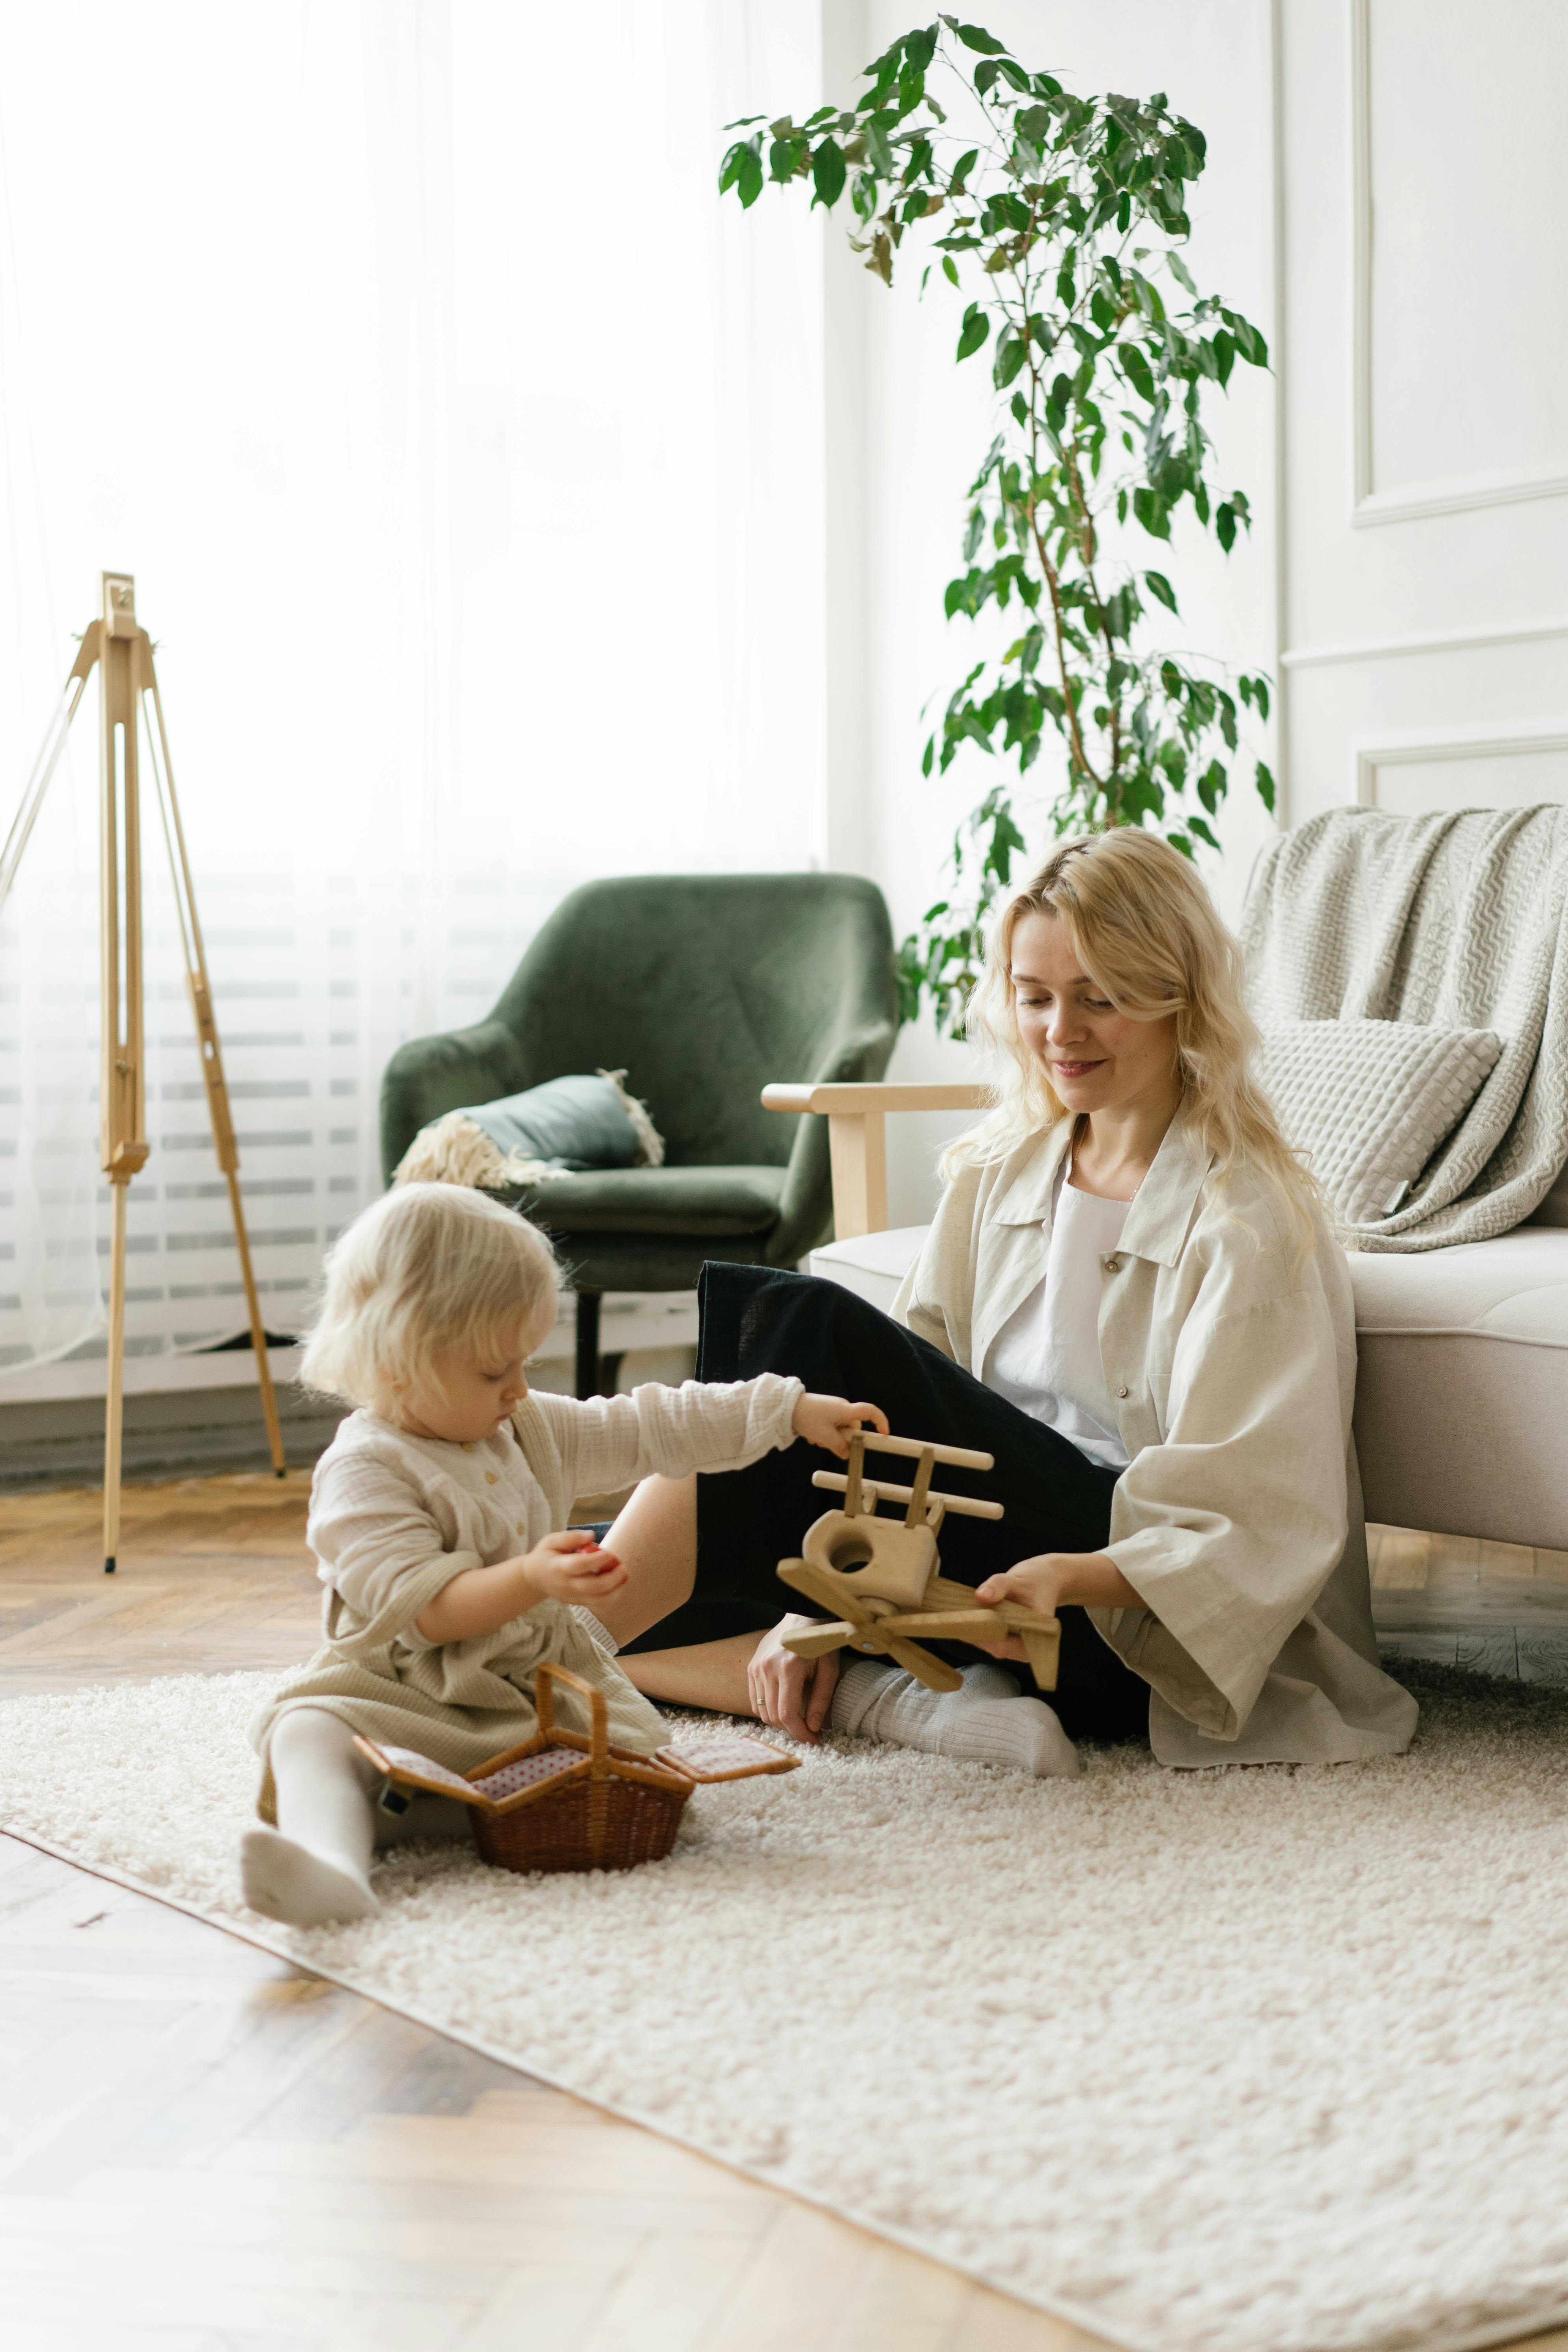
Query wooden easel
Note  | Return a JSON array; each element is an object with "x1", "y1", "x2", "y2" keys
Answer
[{"x1": 0, "y1": 573, "x2": 286, "y2": 1570}]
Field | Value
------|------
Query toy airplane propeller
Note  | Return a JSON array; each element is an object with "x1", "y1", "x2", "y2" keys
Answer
[{"x1": 776, "y1": 1430, "x2": 1060, "y2": 1693}]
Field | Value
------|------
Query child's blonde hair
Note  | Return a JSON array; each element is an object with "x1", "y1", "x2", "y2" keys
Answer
[
  {"x1": 951, "y1": 829, "x2": 1319, "y2": 1233},
  {"x1": 299, "y1": 1183, "x2": 560, "y2": 1407}
]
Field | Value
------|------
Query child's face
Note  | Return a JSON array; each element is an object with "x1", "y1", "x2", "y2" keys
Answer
[{"x1": 391, "y1": 1303, "x2": 556, "y2": 1443}]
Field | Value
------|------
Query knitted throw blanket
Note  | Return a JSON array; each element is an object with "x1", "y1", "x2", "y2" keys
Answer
[{"x1": 1239, "y1": 806, "x2": 1568, "y2": 1251}]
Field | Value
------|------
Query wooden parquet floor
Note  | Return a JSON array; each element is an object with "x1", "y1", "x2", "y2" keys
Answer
[
  {"x1": 4, "y1": 1477, "x2": 1568, "y2": 2351},
  {"x1": 0, "y1": 1471, "x2": 323, "y2": 1699}
]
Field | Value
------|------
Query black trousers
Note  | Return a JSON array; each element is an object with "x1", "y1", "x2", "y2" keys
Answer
[{"x1": 620, "y1": 1263, "x2": 1149, "y2": 1745}]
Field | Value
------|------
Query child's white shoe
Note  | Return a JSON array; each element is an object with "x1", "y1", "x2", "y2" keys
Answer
[{"x1": 241, "y1": 1826, "x2": 379, "y2": 1926}]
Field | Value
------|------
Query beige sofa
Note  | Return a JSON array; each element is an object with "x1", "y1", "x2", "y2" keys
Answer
[{"x1": 763, "y1": 1083, "x2": 1568, "y2": 1555}]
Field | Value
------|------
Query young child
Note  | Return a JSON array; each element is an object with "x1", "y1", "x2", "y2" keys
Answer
[{"x1": 243, "y1": 1182, "x2": 883, "y2": 1927}]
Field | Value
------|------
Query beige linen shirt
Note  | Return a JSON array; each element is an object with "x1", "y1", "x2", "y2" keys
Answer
[
  {"x1": 250, "y1": 1373, "x2": 803, "y2": 1804},
  {"x1": 892, "y1": 1109, "x2": 1418, "y2": 1768}
]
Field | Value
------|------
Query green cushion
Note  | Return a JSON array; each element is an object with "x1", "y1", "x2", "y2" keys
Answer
[
  {"x1": 464, "y1": 1073, "x2": 650, "y2": 1171},
  {"x1": 511, "y1": 1164, "x2": 786, "y2": 1237}
]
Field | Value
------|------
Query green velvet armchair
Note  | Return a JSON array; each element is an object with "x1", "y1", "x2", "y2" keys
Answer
[{"x1": 379, "y1": 873, "x2": 900, "y2": 1393}]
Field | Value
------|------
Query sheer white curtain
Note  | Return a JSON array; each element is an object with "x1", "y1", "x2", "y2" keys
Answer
[{"x1": 0, "y1": 0, "x2": 827, "y2": 1373}]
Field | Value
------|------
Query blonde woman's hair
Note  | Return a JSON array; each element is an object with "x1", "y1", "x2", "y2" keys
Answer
[
  {"x1": 950, "y1": 829, "x2": 1318, "y2": 1230},
  {"x1": 299, "y1": 1183, "x2": 560, "y2": 1407}
]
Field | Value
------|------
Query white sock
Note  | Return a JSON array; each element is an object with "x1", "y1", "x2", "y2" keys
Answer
[
  {"x1": 828, "y1": 1658, "x2": 1081, "y2": 1779},
  {"x1": 241, "y1": 1708, "x2": 379, "y2": 1925}
]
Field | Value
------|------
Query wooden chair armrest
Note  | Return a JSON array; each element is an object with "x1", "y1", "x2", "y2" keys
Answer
[{"x1": 762, "y1": 1082, "x2": 989, "y2": 1239}]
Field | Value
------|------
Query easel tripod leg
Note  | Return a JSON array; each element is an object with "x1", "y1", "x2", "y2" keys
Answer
[
  {"x1": 104, "y1": 1179, "x2": 129, "y2": 1574},
  {"x1": 225, "y1": 1169, "x2": 286, "y2": 1475}
]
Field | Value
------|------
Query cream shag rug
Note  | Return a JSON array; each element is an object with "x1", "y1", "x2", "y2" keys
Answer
[{"x1": 6, "y1": 1662, "x2": 1568, "y2": 2352}]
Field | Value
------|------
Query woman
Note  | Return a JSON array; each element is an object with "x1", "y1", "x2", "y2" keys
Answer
[{"x1": 593, "y1": 830, "x2": 1418, "y2": 1773}]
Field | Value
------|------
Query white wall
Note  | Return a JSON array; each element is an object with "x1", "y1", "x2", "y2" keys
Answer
[
  {"x1": 820, "y1": 1, "x2": 1281, "y2": 1221},
  {"x1": 1277, "y1": 0, "x2": 1568, "y2": 824},
  {"x1": 821, "y1": 0, "x2": 1568, "y2": 1225}
]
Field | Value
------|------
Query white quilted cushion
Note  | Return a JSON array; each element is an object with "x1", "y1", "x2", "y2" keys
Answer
[{"x1": 1257, "y1": 1020, "x2": 1502, "y2": 1228}]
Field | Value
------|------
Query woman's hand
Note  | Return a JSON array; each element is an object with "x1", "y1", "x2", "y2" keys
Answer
[
  {"x1": 971, "y1": 1550, "x2": 1146, "y2": 1657},
  {"x1": 747, "y1": 1614, "x2": 841, "y2": 1743},
  {"x1": 791, "y1": 1392, "x2": 889, "y2": 1457}
]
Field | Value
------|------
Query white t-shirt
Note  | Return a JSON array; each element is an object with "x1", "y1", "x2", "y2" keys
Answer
[{"x1": 984, "y1": 1168, "x2": 1132, "y2": 1469}]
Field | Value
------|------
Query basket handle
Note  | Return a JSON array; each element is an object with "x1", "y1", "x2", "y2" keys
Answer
[{"x1": 534, "y1": 1660, "x2": 609, "y2": 1775}]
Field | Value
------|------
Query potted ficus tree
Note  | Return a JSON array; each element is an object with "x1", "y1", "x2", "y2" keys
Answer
[{"x1": 721, "y1": 16, "x2": 1274, "y2": 1034}]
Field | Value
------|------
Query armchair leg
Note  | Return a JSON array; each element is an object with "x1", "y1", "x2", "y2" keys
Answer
[{"x1": 574, "y1": 1290, "x2": 603, "y2": 1400}]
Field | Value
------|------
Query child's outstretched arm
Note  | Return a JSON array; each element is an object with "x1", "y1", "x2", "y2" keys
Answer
[
  {"x1": 413, "y1": 1530, "x2": 625, "y2": 1646},
  {"x1": 536, "y1": 1374, "x2": 891, "y2": 1503}
]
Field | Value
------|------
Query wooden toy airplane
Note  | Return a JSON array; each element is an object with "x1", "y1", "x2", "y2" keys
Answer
[{"x1": 776, "y1": 1430, "x2": 1060, "y2": 1693}]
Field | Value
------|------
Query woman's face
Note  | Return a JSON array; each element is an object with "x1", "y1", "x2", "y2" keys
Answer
[{"x1": 1009, "y1": 909, "x2": 1179, "y2": 1120}]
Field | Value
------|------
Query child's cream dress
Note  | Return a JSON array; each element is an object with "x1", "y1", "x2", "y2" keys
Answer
[{"x1": 250, "y1": 1373, "x2": 802, "y2": 1818}]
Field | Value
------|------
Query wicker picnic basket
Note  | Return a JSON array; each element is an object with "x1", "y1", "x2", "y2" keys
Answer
[
  {"x1": 353, "y1": 1663, "x2": 800, "y2": 1878},
  {"x1": 467, "y1": 1663, "x2": 694, "y2": 1874}
]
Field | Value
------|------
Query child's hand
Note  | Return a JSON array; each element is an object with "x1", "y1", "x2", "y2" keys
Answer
[
  {"x1": 791, "y1": 1392, "x2": 890, "y2": 1458},
  {"x1": 517, "y1": 1528, "x2": 627, "y2": 1605},
  {"x1": 414, "y1": 1531, "x2": 626, "y2": 1646}
]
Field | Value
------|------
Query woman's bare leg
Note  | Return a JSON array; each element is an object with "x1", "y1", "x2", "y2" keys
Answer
[
  {"x1": 620, "y1": 1630, "x2": 760, "y2": 1713},
  {"x1": 588, "y1": 1473, "x2": 765, "y2": 1714},
  {"x1": 590, "y1": 1473, "x2": 699, "y2": 1644}
]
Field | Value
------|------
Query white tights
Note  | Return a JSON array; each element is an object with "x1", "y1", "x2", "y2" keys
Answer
[{"x1": 240, "y1": 1707, "x2": 464, "y2": 1927}]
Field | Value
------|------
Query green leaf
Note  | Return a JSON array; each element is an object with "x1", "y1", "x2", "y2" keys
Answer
[
  {"x1": 864, "y1": 117, "x2": 894, "y2": 175},
  {"x1": 1215, "y1": 500, "x2": 1236, "y2": 553},
  {"x1": 1167, "y1": 250, "x2": 1197, "y2": 295},
  {"x1": 1010, "y1": 388, "x2": 1028, "y2": 424},
  {"x1": 993, "y1": 333, "x2": 1027, "y2": 389},
  {"x1": 1133, "y1": 486, "x2": 1171, "y2": 540},
  {"x1": 1255, "y1": 759, "x2": 1276, "y2": 815},
  {"x1": 952, "y1": 22, "x2": 1009, "y2": 53},
  {"x1": 950, "y1": 146, "x2": 980, "y2": 191},
  {"x1": 922, "y1": 735, "x2": 935, "y2": 778},
  {"x1": 1143, "y1": 569, "x2": 1178, "y2": 613},
  {"x1": 718, "y1": 139, "x2": 755, "y2": 196},
  {"x1": 956, "y1": 303, "x2": 990, "y2": 361},
  {"x1": 1188, "y1": 814, "x2": 1220, "y2": 851},
  {"x1": 1120, "y1": 343, "x2": 1155, "y2": 402},
  {"x1": 942, "y1": 253, "x2": 960, "y2": 286},
  {"x1": 812, "y1": 137, "x2": 847, "y2": 206}
]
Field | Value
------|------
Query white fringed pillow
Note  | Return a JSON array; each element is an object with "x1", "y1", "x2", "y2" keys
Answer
[{"x1": 1256, "y1": 1020, "x2": 1503, "y2": 1227}]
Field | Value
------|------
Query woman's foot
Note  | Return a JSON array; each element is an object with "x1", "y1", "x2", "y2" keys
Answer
[
  {"x1": 827, "y1": 1659, "x2": 1081, "y2": 1779},
  {"x1": 241, "y1": 1827, "x2": 378, "y2": 1926}
]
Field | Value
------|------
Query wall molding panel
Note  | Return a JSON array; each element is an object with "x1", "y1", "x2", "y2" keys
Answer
[
  {"x1": 1348, "y1": 0, "x2": 1568, "y2": 530},
  {"x1": 1353, "y1": 722, "x2": 1568, "y2": 808},
  {"x1": 1283, "y1": 618, "x2": 1568, "y2": 672}
]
